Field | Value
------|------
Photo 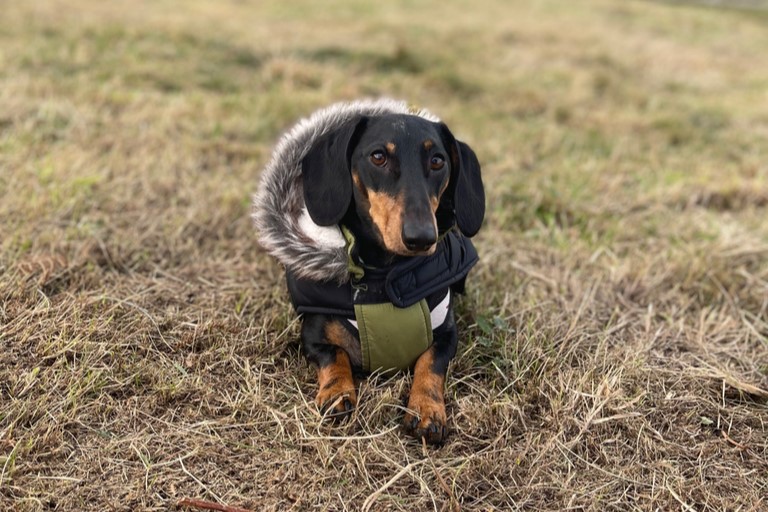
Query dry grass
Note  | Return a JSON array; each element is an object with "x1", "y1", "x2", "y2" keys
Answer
[{"x1": 2, "y1": 0, "x2": 768, "y2": 510}]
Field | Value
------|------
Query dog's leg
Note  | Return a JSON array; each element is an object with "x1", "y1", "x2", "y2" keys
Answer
[
  {"x1": 301, "y1": 315, "x2": 357, "y2": 420},
  {"x1": 403, "y1": 310, "x2": 458, "y2": 444}
]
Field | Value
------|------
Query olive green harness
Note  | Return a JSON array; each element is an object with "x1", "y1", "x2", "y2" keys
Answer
[{"x1": 354, "y1": 299, "x2": 433, "y2": 375}]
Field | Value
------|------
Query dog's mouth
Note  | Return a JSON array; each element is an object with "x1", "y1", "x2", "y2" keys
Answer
[
  {"x1": 396, "y1": 239, "x2": 437, "y2": 257},
  {"x1": 402, "y1": 247, "x2": 436, "y2": 257}
]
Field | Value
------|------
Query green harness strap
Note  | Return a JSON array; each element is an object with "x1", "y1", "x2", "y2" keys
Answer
[
  {"x1": 342, "y1": 226, "x2": 433, "y2": 375},
  {"x1": 355, "y1": 300, "x2": 433, "y2": 375}
]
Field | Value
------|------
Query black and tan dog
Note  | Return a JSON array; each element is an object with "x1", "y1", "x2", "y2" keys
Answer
[{"x1": 254, "y1": 100, "x2": 484, "y2": 444}]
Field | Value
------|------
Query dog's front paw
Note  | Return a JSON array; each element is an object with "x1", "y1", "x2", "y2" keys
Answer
[
  {"x1": 316, "y1": 386, "x2": 357, "y2": 422},
  {"x1": 403, "y1": 394, "x2": 448, "y2": 444}
]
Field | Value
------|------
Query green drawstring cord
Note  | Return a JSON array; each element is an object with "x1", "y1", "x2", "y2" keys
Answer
[
  {"x1": 342, "y1": 223, "x2": 455, "y2": 284},
  {"x1": 341, "y1": 223, "x2": 455, "y2": 290},
  {"x1": 341, "y1": 225, "x2": 365, "y2": 284}
]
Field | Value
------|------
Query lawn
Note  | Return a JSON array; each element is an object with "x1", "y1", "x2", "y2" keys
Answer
[{"x1": 1, "y1": 0, "x2": 767, "y2": 510}]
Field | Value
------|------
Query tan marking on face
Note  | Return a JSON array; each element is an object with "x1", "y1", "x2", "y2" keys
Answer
[
  {"x1": 316, "y1": 349, "x2": 356, "y2": 412},
  {"x1": 352, "y1": 169, "x2": 368, "y2": 199},
  {"x1": 386, "y1": 142, "x2": 396, "y2": 153},
  {"x1": 438, "y1": 173, "x2": 450, "y2": 199},
  {"x1": 423, "y1": 140, "x2": 433, "y2": 150},
  {"x1": 429, "y1": 196, "x2": 440, "y2": 235},
  {"x1": 324, "y1": 320, "x2": 362, "y2": 368},
  {"x1": 428, "y1": 174, "x2": 450, "y2": 235},
  {"x1": 367, "y1": 189, "x2": 408, "y2": 253}
]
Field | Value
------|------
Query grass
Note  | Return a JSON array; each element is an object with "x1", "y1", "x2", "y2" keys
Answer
[{"x1": 2, "y1": 0, "x2": 768, "y2": 510}]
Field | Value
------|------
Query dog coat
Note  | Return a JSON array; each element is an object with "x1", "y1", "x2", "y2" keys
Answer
[
  {"x1": 253, "y1": 98, "x2": 479, "y2": 374},
  {"x1": 286, "y1": 230, "x2": 478, "y2": 373}
]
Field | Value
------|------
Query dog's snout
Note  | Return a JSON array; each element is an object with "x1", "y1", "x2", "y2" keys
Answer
[{"x1": 402, "y1": 223, "x2": 437, "y2": 252}]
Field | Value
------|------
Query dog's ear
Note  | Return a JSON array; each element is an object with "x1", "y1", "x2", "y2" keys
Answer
[
  {"x1": 301, "y1": 116, "x2": 368, "y2": 226},
  {"x1": 436, "y1": 123, "x2": 485, "y2": 237}
]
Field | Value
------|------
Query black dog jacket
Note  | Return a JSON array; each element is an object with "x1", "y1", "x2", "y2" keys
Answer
[{"x1": 286, "y1": 231, "x2": 478, "y2": 373}]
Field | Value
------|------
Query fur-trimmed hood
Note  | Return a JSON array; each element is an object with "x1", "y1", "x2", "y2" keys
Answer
[{"x1": 253, "y1": 99, "x2": 441, "y2": 284}]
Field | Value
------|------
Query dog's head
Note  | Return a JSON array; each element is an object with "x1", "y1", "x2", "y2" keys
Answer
[{"x1": 301, "y1": 114, "x2": 484, "y2": 257}]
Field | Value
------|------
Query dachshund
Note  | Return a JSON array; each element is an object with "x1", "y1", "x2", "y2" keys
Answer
[{"x1": 292, "y1": 113, "x2": 484, "y2": 444}]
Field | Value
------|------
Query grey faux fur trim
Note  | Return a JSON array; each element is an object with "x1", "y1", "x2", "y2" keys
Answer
[{"x1": 253, "y1": 98, "x2": 440, "y2": 284}]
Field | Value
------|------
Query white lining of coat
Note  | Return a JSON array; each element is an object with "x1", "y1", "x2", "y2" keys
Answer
[{"x1": 297, "y1": 208, "x2": 346, "y2": 248}]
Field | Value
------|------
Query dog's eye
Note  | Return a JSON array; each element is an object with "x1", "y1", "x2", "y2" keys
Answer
[
  {"x1": 370, "y1": 151, "x2": 387, "y2": 167},
  {"x1": 430, "y1": 155, "x2": 446, "y2": 171}
]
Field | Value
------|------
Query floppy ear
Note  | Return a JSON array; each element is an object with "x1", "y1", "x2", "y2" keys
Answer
[
  {"x1": 436, "y1": 123, "x2": 485, "y2": 237},
  {"x1": 301, "y1": 117, "x2": 367, "y2": 226}
]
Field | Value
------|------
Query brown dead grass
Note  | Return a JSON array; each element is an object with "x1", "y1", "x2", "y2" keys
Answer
[{"x1": 2, "y1": 0, "x2": 768, "y2": 511}]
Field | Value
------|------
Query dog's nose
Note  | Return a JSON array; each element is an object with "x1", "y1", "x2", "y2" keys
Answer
[{"x1": 402, "y1": 224, "x2": 437, "y2": 252}]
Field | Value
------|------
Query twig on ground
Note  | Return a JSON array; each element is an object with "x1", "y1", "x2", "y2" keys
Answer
[
  {"x1": 177, "y1": 497, "x2": 254, "y2": 512},
  {"x1": 720, "y1": 429, "x2": 748, "y2": 450},
  {"x1": 423, "y1": 437, "x2": 460, "y2": 512}
]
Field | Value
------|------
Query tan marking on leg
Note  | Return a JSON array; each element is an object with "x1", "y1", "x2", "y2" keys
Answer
[
  {"x1": 324, "y1": 320, "x2": 362, "y2": 368},
  {"x1": 316, "y1": 350, "x2": 356, "y2": 417},
  {"x1": 404, "y1": 348, "x2": 448, "y2": 444}
]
